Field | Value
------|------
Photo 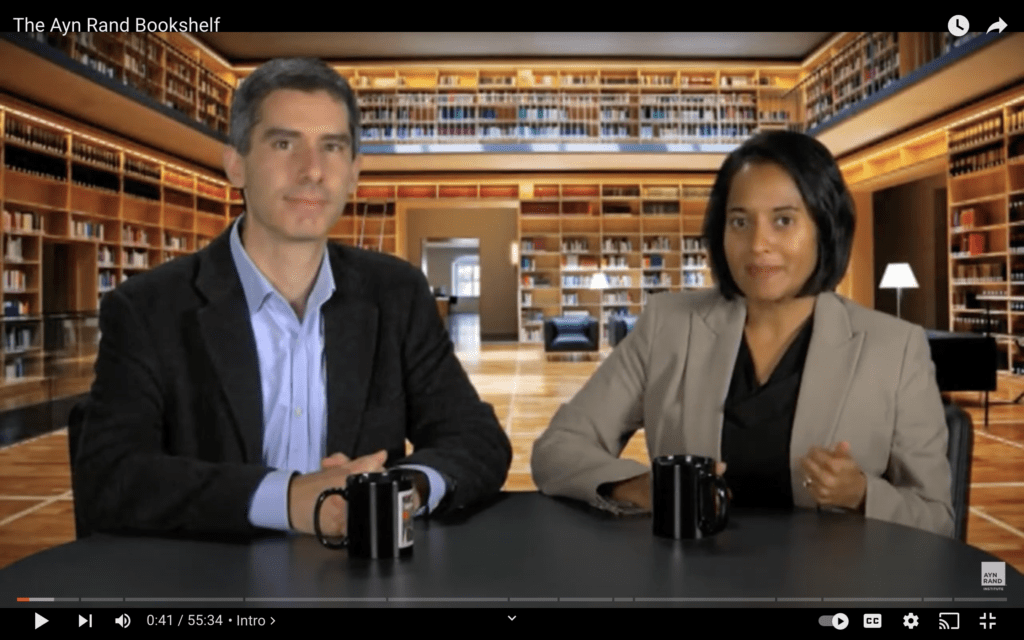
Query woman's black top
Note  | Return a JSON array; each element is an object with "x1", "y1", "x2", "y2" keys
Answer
[{"x1": 720, "y1": 314, "x2": 814, "y2": 509}]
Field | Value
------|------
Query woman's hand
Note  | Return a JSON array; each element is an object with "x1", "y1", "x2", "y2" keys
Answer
[
  {"x1": 799, "y1": 442, "x2": 867, "y2": 511},
  {"x1": 609, "y1": 462, "x2": 728, "y2": 509}
]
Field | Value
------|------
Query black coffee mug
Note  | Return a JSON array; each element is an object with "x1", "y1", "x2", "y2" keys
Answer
[
  {"x1": 314, "y1": 470, "x2": 415, "y2": 558},
  {"x1": 652, "y1": 455, "x2": 729, "y2": 539}
]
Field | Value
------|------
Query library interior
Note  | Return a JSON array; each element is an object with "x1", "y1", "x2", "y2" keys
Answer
[{"x1": 0, "y1": 31, "x2": 1021, "y2": 574}]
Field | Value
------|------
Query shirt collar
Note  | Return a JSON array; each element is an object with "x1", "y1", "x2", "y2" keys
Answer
[{"x1": 229, "y1": 214, "x2": 336, "y2": 318}]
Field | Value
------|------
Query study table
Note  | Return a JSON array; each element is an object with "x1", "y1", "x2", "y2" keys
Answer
[{"x1": 0, "y1": 492, "x2": 1019, "y2": 609}]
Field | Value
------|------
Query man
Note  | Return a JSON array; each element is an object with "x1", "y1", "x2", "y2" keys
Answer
[{"x1": 72, "y1": 58, "x2": 511, "y2": 540}]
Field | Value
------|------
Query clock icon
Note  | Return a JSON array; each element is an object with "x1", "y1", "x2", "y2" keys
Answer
[{"x1": 949, "y1": 15, "x2": 970, "y2": 37}]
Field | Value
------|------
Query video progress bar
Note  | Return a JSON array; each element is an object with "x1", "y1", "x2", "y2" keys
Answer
[{"x1": 14, "y1": 597, "x2": 1012, "y2": 603}]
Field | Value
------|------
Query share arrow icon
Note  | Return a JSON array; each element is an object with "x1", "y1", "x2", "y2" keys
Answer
[{"x1": 988, "y1": 18, "x2": 1008, "y2": 33}]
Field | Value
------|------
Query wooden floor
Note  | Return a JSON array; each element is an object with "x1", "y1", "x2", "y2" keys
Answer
[{"x1": 1, "y1": 322, "x2": 1023, "y2": 573}]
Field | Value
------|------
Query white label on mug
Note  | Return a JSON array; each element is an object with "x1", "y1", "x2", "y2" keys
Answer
[{"x1": 397, "y1": 488, "x2": 414, "y2": 549}]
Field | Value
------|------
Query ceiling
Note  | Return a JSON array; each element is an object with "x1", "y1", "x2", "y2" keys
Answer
[{"x1": 192, "y1": 33, "x2": 835, "y2": 65}]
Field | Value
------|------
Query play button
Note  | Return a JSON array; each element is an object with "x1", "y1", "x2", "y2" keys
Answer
[
  {"x1": 832, "y1": 613, "x2": 849, "y2": 630},
  {"x1": 34, "y1": 613, "x2": 47, "y2": 629}
]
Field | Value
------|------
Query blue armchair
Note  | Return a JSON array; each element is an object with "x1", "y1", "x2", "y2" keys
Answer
[
  {"x1": 608, "y1": 315, "x2": 638, "y2": 347},
  {"x1": 544, "y1": 316, "x2": 599, "y2": 358}
]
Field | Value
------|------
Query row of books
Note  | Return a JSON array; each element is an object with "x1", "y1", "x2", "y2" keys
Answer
[
  {"x1": 643, "y1": 275, "x2": 671, "y2": 287},
  {"x1": 563, "y1": 255, "x2": 598, "y2": 269},
  {"x1": 952, "y1": 208, "x2": 981, "y2": 228},
  {"x1": 952, "y1": 316, "x2": 1006, "y2": 334},
  {"x1": 562, "y1": 275, "x2": 599, "y2": 288},
  {"x1": 3, "y1": 300, "x2": 30, "y2": 316},
  {"x1": 954, "y1": 262, "x2": 1006, "y2": 280},
  {"x1": 5, "y1": 358, "x2": 27, "y2": 379},
  {"x1": 3, "y1": 270, "x2": 28, "y2": 292},
  {"x1": 642, "y1": 204, "x2": 680, "y2": 214},
  {"x1": 4, "y1": 327, "x2": 33, "y2": 351},
  {"x1": 73, "y1": 221, "x2": 106, "y2": 240},
  {"x1": 122, "y1": 249, "x2": 150, "y2": 268},
  {"x1": 3, "y1": 210, "x2": 42, "y2": 232},
  {"x1": 521, "y1": 327, "x2": 543, "y2": 342},
  {"x1": 165, "y1": 235, "x2": 189, "y2": 250},
  {"x1": 123, "y1": 227, "x2": 151, "y2": 245},
  {"x1": 602, "y1": 310, "x2": 635, "y2": 324},
  {"x1": 642, "y1": 238, "x2": 673, "y2": 251},
  {"x1": 520, "y1": 276, "x2": 551, "y2": 288},
  {"x1": 562, "y1": 239, "x2": 590, "y2": 252},
  {"x1": 98, "y1": 272, "x2": 128, "y2": 290},
  {"x1": 683, "y1": 272, "x2": 709, "y2": 287},
  {"x1": 603, "y1": 293, "x2": 635, "y2": 304},
  {"x1": 603, "y1": 239, "x2": 634, "y2": 252}
]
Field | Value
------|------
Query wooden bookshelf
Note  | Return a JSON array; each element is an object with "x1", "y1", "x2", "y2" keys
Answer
[
  {"x1": 19, "y1": 31, "x2": 235, "y2": 136},
  {"x1": 796, "y1": 31, "x2": 988, "y2": 132},
  {"x1": 517, "y1": 180, "x2": 712, "y2": 343},
  {"x1": 947, "y1": 96, "x2": 1024, "y2": 388},
  {"x1": 14, "y1": 31, "x2": 999, "y2": 153},
  {"x1": 322, "y1": 63, "x2": 803, "y2": 146}
]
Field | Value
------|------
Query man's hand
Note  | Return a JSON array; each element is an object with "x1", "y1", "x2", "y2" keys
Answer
[
  {"x1": 288, "y1": 450, "x2": 388, "y2": 536},
  {"x1": 799, "y1": 442, "x2": 867, "y2": 512},
  {"x1": 321, "y1": 453, "x2": 426, "y2": 513}
]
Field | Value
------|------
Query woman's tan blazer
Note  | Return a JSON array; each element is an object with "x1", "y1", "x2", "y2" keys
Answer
[{"x1": 531, "y1": 289, "x2": 954, "y2": 537}]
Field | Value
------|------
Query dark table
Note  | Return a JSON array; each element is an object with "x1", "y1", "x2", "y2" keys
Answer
[{"x1": 0, "y1": 492, "x2": 1020, "y2": 608}]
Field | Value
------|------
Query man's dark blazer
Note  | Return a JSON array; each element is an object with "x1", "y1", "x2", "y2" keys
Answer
[{"x1": 72, "y1": 225, "x2": 512, "y2": 538}]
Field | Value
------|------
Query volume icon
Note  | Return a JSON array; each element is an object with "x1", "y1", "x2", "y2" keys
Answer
[{"x1": 115, "y1": 614, "x2": 131, "y2": 628}]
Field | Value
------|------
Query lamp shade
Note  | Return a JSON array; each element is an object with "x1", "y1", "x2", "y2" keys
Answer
[
  {"x1": 879, "y1": 263, "x2": 919, "y2": 289},
  {"x1": 590, "y1": 272, "x2": 609, "y2": 289}
]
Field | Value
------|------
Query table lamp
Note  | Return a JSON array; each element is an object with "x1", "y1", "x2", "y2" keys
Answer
[{"x1": 879, "y1": 262, "x2": 918, "y2": 319}]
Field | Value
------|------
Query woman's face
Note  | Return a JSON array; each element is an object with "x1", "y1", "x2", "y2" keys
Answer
[{"x1": 723, "y1": 162, "x2": 819, "y2": 306}]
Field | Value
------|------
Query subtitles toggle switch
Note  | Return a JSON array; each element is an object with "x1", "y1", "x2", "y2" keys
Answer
[{"x1": 863, "y1": 614, "x2": 882, "y2": 628}]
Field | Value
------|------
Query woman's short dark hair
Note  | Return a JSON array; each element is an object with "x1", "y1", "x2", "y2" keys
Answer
[
  {"x1": 702, "y1": 130, "x2": 856, "y2": 300},
  {"x1": 229, "y1": 58, "x2": 360, "y2": 158}
]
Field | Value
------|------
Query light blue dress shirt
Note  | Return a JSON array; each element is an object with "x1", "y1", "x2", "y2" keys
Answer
[{"x1": 229, "y1": 215, "x2": 445, "y2": 532}]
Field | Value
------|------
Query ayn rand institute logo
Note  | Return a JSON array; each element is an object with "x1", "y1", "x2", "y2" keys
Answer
[{"x1": 982, "y1": 562, "x2": 1005, "y2": 591}]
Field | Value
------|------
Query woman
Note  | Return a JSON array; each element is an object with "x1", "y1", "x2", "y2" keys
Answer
[{"x1": 531, "y1": 130, "x2": 954, "y2": 536}]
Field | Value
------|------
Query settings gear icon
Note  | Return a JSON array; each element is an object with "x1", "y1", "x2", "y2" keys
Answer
[{"x1": 903, "y1": 613, "x2": 920, "y2": 629}]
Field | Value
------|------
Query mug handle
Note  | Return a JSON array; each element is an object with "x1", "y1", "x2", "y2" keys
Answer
[
  {"x1": 699, "y1": 472, "x2": 730, "y2": 535},
  {"x1": 314, "y1": 487, "x2": 348, "y2": 549},
  {"x1": 708, "y1": 474, "x2": 729, "y2": 534}
]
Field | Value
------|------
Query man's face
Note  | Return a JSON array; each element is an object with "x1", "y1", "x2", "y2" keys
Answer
[{"x1": 224, "y1": 89, "x2": 361, "y2": 245}]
